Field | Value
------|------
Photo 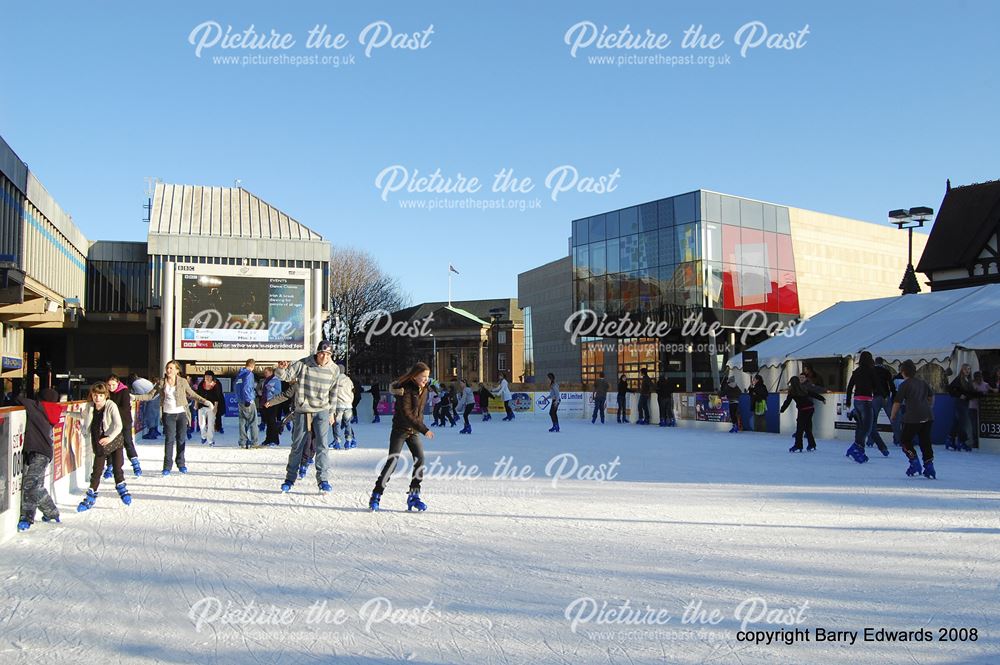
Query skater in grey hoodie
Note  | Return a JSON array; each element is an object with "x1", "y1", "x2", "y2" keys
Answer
[{"x1": 456, "y1": 379, "x2": 476, "y2": 434}]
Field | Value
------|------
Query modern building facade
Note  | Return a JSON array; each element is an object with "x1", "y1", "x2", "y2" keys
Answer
[
  {"x1": 517, "y1": 257, "x2": 579, "y2": 384},
  {"x1": 520, "y1": 189, "x2": 928, "y2": 391}
]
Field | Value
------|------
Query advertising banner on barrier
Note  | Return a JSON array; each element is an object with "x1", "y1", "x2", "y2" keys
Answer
[
  {"x1": 489, "y1": 392, "x2": 534, "y2": 414},
  {"x1": 832, "y1": 393, "x2": 891, "y2": 431},
  {"x1": 53, "y1": 402, "x2": 87, "y2": 482},
  {"x1": 694, "y1": 393, "x2": 729, "y2": 422},
  {"x1": 0, "y1": 411, "x2": 9, "y2": 514},
  {"x1": 535, "y1": 392, "x2": 586, "y2": 416},
  {"x1": 1, "y1": 408, "x2": 27, "y2": 513},
  {"x1": 978, "y1": 394, "x2": 1000, "y2": 439}
]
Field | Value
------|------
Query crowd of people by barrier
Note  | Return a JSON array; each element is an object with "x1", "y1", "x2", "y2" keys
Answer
[{"x1": 10, "y1": 345, "x2": 998, "y2": 533}]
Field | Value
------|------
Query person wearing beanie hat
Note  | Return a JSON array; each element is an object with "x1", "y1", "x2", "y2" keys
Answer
[{"x1": 274, "y1": 340, "x2": 341, "y2": 494}]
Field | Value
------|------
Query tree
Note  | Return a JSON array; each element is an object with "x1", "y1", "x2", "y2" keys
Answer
[{"x1": 327, "y1": 247, "x2": 409, "y2": 374}]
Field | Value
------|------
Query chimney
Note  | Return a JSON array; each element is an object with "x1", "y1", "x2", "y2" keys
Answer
[{"x1": 946, "y1": 178, "x2": 951, "y2": 192}]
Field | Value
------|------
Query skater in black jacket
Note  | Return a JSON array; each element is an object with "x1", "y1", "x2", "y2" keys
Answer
[
  {"x1": 749, "y1": 374, "x2": 769, "y2": 432},
  {"x1": 15, "y1": 389, "x2": 61, "y2": 532},
  {"x1": 780, "y1": 376, "x2": 826, "y2": 452},
  {"x1": 616, "y1": 374, "x2": 629, "y2": 423},
  {"x1": 370, "y1": 362, "x2": 434, "y2": 512},
  {"x1": 477, "y1": 382, "x2": 492, "y2": 421},
  {"x1": 368, "y1": 378, "x2": 381, "y2": 423},
  {"x1": 846, "y1": 351, "x2": 883, "y2": 462},
  {"x1": 637, "y1": 368, "x2": 652, "y2": 425},
  {"x1": 655, "y1": 373, "x2": 674, "y2": 427},
  {"x1": 719, "y1": 376, "x2": 743, "y2": 433}
]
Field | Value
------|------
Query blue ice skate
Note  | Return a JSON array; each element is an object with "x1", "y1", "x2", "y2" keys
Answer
[
  {"x1": 116, "y1": 482, "x2": 132, "y2": 505},
  {"x1": 406, "y1": 491, "x2": 427, "y2": 512},
  {"x1": 77, "y1": 489, "x2": 97, "y2": 512},
  {"x1": 905, "y1": 457, "x2": 923, "y2": 477}
]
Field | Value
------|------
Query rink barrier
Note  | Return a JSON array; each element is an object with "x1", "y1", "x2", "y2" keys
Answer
[{"x1": 0, "y1": 400, "x2": 96, "y2": 544}]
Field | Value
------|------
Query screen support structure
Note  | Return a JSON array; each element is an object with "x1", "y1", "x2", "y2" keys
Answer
[{"x1": 161, "y1": 261, "x2": 176, "y2": 375}]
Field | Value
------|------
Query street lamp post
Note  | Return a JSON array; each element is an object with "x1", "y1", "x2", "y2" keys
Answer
[
  {"x1": 429, "y1": 333, "x2": 436, "y2": 377},
  {"x1": 888, "y1": 206, "x2": 933, "y2": 295}
]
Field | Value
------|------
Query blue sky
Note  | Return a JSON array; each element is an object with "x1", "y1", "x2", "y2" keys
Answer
[{"x1": 1, "y1": 1, "x2": 997, "y2": 304}]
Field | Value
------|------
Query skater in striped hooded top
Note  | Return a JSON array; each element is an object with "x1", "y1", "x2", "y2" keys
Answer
[{"x1": 274, "y1": 340, "x2": 341, "y2": 494}]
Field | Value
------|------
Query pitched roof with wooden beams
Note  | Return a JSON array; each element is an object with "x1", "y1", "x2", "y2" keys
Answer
[{"x1": 917, "y1": 179, "x2": 1000, "y2": 274}]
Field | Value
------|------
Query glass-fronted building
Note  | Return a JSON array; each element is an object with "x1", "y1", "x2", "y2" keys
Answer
[{"x1": 571, "y1": 189, "x2": 801, "y2": 391}]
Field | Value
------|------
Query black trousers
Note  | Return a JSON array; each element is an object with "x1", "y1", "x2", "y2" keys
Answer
[
  {"x1": 550, "y1": 400, "x2": 560, "y2": 426},
  {"x1": 90, "y1": 446, "x2": 125, "y2": 490},
  {"x1": 638, "y1": 395, "x2": 650, "y2": 422},
  {"x1": 372, "y1": 396, "x2": 380, "y2": 418},
  {"x1": 463, "y1": 404, "x2": 473, "y2": 428},
  {"x1": 728, "y1": 403, "x2": 741, "y2": 427},
  {"x1": 504, "y1": 400, "x2": 514, "y2": 418},
  {"x1": 793, "y1": 408, "x2": 816, "y2": 449},
  {"x1": 617, "y1": 394, "x2": 627, "y2": 422},
  {"x1": 902, "y1": 420, "x2": 934, "y2": 462},
  {"x1": 263, "y1": 405, "x2": 282, "y2": 444},
  {"x1": 373, "y1": 428, "x2": 426, "y2": 494},
  {"x1": 122, "y1": 423, "x2": 138, "y2": 459},
  {"x1": 657, "y1": 395, "x2": 672, "y2": 422}
]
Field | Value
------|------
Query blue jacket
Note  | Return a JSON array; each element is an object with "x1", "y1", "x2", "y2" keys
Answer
[
  {"x1": 235, "y1": 368, "x2": 257, "y2": 403},
  {"x1": 264, "y1": 376, "x2": 282, "y2": 402}
]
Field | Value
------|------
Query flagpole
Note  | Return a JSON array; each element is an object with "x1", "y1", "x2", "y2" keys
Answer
[{"x1": 448, "y1": 265, "x2": 452, "y2": 307}]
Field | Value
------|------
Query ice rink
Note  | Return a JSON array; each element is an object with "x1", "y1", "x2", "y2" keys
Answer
[{"x1": 2, "y1": 415, "x2": 998, "y2": 664}]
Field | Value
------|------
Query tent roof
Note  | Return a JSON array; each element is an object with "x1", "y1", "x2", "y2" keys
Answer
[{"x1": 729, "y1": 283, "x2": 1000, "y2": 369}]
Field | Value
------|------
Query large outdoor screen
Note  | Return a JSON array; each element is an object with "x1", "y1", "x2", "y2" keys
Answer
[{"x1": 173, "y1": 264, "x2": 314, "y2": 362}]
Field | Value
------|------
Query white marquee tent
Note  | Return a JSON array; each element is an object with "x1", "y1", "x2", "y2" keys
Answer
[{"x1": 727, "y1": 283, "x2": 1000, "y2": 385}]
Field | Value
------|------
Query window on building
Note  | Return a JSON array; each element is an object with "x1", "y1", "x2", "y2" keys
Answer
[
  {"x1": 581, "y1": 339, "x2": 606, "y2": 387},
  {"x1": 498, "y1": 331, "x2": 507, "y2": 344},
  {"x1": 617, "y1": 338, "x2": 659, "y2": 385},
  {"x1": 522, "y1": 307, "x2": 534, "y2": 379},
  {"x1": 498, "y1": 353, "x2": 507, "y2": 371}
]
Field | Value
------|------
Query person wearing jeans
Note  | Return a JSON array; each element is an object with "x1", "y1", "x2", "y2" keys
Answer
[
  {"x1": 234, "y1": 359, "x2": 258, "y2": 449},
  {"x1": 846, "y1": 351, "x2": 884, "y2": 462},
  {"x1": 332, "y1": 371, "x2": 355, "y2": 448},
  {"x1": 866, "y1": 357, "x2": 895, "y2": 450},
  {"x1": 134, "y1": 360, "x2": 214, "y2": 474},
  {"x1": 275, "y1": 341, "x2": 341, "y2": 492},
  {"x1": 592, "y1": 372, "x2": 609, "y2": 424}
]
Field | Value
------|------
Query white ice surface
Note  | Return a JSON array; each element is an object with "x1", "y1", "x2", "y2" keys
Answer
[{"x1": 1, "y1": 416, "x2": 998, "y2": 665}]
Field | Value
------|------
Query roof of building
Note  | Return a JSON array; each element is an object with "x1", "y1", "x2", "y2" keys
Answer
[
  {"x1": 395, "y1": 298, "x2": 522, "y2": 325},
  {"x1": 917, "y1": 179, "x2": 1000, "y2": 273},
  {"x1": 149, "y1": 183, "x2": 324, "y2": 241}
]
